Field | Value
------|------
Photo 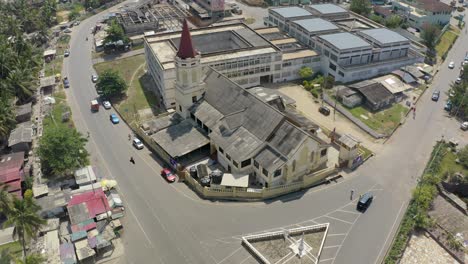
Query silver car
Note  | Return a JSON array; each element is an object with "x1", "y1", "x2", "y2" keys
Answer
[{"x1": 132, "y1": 138, "x2": 144, "y2": 149}]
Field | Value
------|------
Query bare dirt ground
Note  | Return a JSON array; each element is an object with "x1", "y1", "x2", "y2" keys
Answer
[
  {"x1": 269, "y1": 83, "x2": 385, "y2": 153},
  {"x1": 400, "y1": 231, "x2": 459, "y2": 264}
]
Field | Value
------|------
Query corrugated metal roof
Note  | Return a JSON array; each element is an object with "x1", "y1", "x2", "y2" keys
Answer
[
  {"x1": 271, "y1": 7, "x2": 312, "y2": 18},
  {"x1": 359, "y1": 28, "x2": 408, "y2": 45},
  {"x1": 8, "y1": 122, "x2": 33, "y2": 146},
  {"x1": 309, "y1": 4, "x2": 347, "y2": 14},
  {"x1": 293, "y1": 18, "x2": 338, "y2": 33},
  {"x1": 0, "y1": 152, "x2": 24, "y2": 184},
  {"x1": 319, "y1": 32, "x2": 371, "y2": 50},
  {"x1": 68, "y1": 189, "x2": 110, "y2": 220}
]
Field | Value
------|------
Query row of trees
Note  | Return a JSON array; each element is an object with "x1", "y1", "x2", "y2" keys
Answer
[
  {"x1": 0, "y1": 187, "x2": 46, "y2": 264},
  {"x1": 448, "y1": 64, "x2": 468, "y2": 118},
  {"x1": 0, "y1": 0, "x2": 57, "y2": 140}
]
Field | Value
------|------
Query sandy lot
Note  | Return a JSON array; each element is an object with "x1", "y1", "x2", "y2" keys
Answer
[{"x1": 271, "y1": 83, "x2": 385, "y2": 153}]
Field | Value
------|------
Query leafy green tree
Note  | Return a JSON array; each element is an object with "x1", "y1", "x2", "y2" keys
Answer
[
  {"x1": 385, "y1": 15, "x2": 403, "y2": 28},
  {"x1": 68, "y1": 4, "x2": 81, "y2": 22},
  {"x1": 104, "y1": 19, "x2": 129, "y2": 44},
  {"x1": 322, "y1": 75, "x2": 335, "y2": 89},
  {"x1": 298, "y1": 67, "x2": 313, "y2": 80},
  {"x1": 4, "y1": 198, "x2": 45, "y2": 262},
  {"x1": 458, "y1": 145, "x2": 468, "y2": 169},
  {"x1": 350, "y1": 0, "x2": 371, "y2": 16},
  {"x1": 369, "y1": 14, "x2": 384, "y2": 24},
  {"x1": 14, "y1": 253, "x2": 45, "y2": 264},
  {"x1": 96, "y1": 69, "x2": 128, "y2": 98},
  {"x1": 38, "y1": 126, "x2": 89, "y2": 177},
  {"x1": 449, "y1": 83, "x2": 468, "y2": 118},
  {"x1": 421, "y1": 24, "x2": 440, "y2": 61}
]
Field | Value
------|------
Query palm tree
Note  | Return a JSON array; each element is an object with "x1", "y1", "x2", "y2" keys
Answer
[
  {"x1": 6, "y1": 66, "x2": 35, "y2": 103},
  {"x1": 0, "y1": 97, "x2": 16, "y2": 140},
  {"x1": 4, "y1": 198, "x2": 46, "y2": 262},
  {"x1": 0, "y1": 184, "x2": 13, "y2": 215}
]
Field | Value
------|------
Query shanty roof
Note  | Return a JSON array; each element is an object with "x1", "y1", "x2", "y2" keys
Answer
[
  {"x1": 15, "y1": 102, "x2": 32, "y2": 117},
  {"x1": 0, "y1": 152, "x2": 24, "y2": 183},
  {"x1": 74, "y1": 166, "x2": 97, "y2": 186},
  {"x1": 254, "y1": 146, "x2": 287, "y2": 172},
  {"x1": 40, "y1": 76, "x2": 56, "y2": 88},
  {"x1": 8, "y1": 121, "x2": 33, "y2": 147},
  {"x1": 339, "y1": 134, "x2": 359, "y2": 149},
  {"x1": 68, "y1": 189, "x2": 110, "y2": 221},
  {"x1": 176, "y1": 20, "x2": 197, "y2": 59},
  {"x1": 43, "y1": 49, "x2": 56, "y2": 57},
  {"x1": 350, "y1": 81, "x2": 394, "y2": 106}
]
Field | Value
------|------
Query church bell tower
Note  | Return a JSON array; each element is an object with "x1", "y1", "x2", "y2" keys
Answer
[{"x1": 174, "y1": 19, "x2": 205, "y2": 119}]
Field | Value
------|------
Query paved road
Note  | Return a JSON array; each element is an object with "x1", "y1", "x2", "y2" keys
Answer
[{"x1": 62, "y1": 3, "x2": 467, "y2": 263}]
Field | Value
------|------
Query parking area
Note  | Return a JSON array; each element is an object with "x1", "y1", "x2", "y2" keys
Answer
[
  {"x1": 270, "y1": 83, "x2": 385, "y2": 153},
  {"x1": 199, "y1": 185, "x2": 384, "y2": 263}
]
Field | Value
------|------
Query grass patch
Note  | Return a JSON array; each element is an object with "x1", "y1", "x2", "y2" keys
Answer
[
  {"x1": 245, "y1": 18, "x2": 256, "y2": 24},
  {"x1": 44, "y1": 35, "x2": 70, "y2": 77},
  {"x1": 94, "y1": 54, "x2": 160, "y2": 124},
  {"x1": 0, "y1": 241, "x2": 23, "y2": 259},
  {"x1": 349, "y1": 104, "x2": 408, "y2": 135},
  {"x1": 439, "y1": 150, "x2": 468, "y2": 177},
  {"x1": 436, "y1": 30, "x2": 458, "y2": 58},
  {"x1": 94, "y1": 54, "x2": 145, "y2": 82},
  {"x1": 359, "y1": 145, "x2": 373, "y2": 160}
]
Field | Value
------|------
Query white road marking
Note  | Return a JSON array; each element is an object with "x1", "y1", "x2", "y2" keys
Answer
[
  {"x1": 324, "y1": 215, "x2": 354, "y2": 225},
  {"x1": 217, "y1": 246, "x2": 243, "y2": 264},
  {"x1": 326, "y1": 233, "x2": 347, "y2": 237},
  {"x1": 337, "y1": 209, "x2": 361, "y2": 215},
  {"x1": 319, "y1": 257, "x2": 334, "y2": 263},
  {"x1": 322, "y1": 245, "x2": 340, "y2": 249},
  {"x1": 373, "y1": 202, "x2": 407, "y2": 264},
  {"x1": 239, "y1": 255, "x2": 252, "y2": 264}
]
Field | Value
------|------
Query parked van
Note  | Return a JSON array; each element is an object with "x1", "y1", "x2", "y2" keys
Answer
[{"x1": 357, "y1": 192, "x2": 373, "y2": 212}]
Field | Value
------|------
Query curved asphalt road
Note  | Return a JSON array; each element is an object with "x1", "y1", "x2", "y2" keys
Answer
[{"x1": 62, "y1": 3, "x2": 467, "y2": 263}]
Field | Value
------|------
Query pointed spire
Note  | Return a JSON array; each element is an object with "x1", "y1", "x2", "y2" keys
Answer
[{"x1": 177, "y1": 19, "x2": 197, "y2": 59}]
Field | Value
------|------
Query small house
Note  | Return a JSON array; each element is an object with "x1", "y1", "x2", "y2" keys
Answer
[
  {"x1": 43, "y1": 49, "x2": 57, "y2": 62},
  {"x1": 349, "y1": 81, "x2": 395, "y2": 111},
  {"x1": 15, "y1": 102, "x2": 32, "y2": 123},
  {"x1": 0, "y1": 152, "x2": 25, "y2": 198},
  {"x1": 336, "y1": 85, "x2": 362, "y2": 108},
  {"x1": 8, "y1": 121, "x2": 33, "y2": 153},
  {"x1": 40, "y1": 76, "x2": 57, "y2": 94}
]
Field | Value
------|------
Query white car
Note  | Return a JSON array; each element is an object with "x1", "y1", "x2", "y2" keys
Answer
[
  {"x1": 461, "y1": 122, "x2": 468, "y2": 131},
  {"x1": 448, "y1": 61, "x2": 455, "y2": 69},
  {"x1": 91, "y1": 74, "x2": 98, "y2": 83},
  {"x1": 132, "y1": 138, "x2": 144, "y2": 149},
  {"x1": 455, "y1": 77, "x2": 462, "y2": 84},
  {"x1": 103, "y1": 101, "x2": 111, "y2": 109}
]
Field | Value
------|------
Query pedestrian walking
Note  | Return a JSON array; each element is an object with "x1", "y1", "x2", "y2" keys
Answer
[
  {"x1": 350, "y1": 189, "x2": 355, "y2": 200},
  {"x1": 130, "y1": 157, "x2": 135, "y2": 164},
  {"x1": 413, "y1": 108, "x2": 416, "y2": 119}
]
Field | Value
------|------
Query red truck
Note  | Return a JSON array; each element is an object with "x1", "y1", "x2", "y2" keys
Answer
[{"x1": 91, "y1": 100, "x2": 99, "y2": 112}]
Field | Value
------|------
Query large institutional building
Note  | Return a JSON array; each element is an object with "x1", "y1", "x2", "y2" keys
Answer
[
  {"x1": 144, "y1": 4, "x2": 424, "y2": 109},
  {"x1": 144, "y1": 23, "x2": 321, "y2": 108},
  {"x1": 265, "y1": 4, "x2": 425, "y2": 83},
  {"x1": 146, "y1": 20, "x2": 331, "y2": 188}
]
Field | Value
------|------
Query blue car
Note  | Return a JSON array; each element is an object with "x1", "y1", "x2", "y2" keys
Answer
[
  {"x1": 63, "y1": 78, "x2": 70, "y2": 88},
  {"x1": 110, "y1": 113, "x2": 119, "y2": 124}
]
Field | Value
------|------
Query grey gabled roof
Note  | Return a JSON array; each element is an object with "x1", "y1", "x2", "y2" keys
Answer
[
  {"x1": 309, "y1": 4, "x2": 347, "y2": 14},
  {"x1": 271, "y1": 7, "x2": 312, "y2": 19},
  {"x1": 210, "y1": 125, "x2": 264, "y2": 161},
  {"x1": 358, "y1": 28, "x2": 408, "y2": 45},
  {"x1": 15, "y1": 102, "x2": 32, "y2": 117},
  {"x1": 151, "y1": 120, "x2": 210, "y2": 158},
  {"x1": 203, "y1": 70, "x2": 284, "y2": 141},
  {"x1": 319, "y1": 32, "x2": 371, "y2": 50},
  {"x1": 190, "y1": 101, "x2": 223, "y2": 129},
  {"x1": 8, "y1": 122, "x2": 32, "y2": 147},
  {"x1": 293, "y1": 18, "x2": 339, "y2": 33},
  {"x1": 254, "y1": 146, "x2": 287, "y2": 172},
  {"x1": 267, "y1": 120, "x2": 307, "y2": 159}
]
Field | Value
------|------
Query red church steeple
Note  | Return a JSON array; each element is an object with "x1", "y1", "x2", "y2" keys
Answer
[{"x1": 176, "y1": 20, "x2": 197, "y2": 59}]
